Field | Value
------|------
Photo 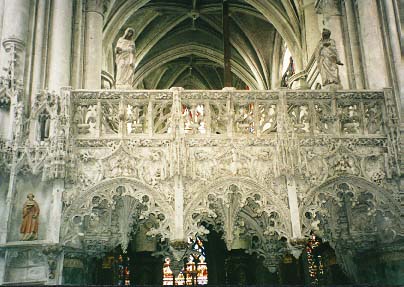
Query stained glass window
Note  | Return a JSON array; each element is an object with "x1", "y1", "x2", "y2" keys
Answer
[
  {"x1": 117, "y1": 254, "x2": 131, "y2": 286},
  {"x1": 163, "y1": 258, "x2": 174, "y2": 285},
  {"x1": 306, "y1": 233, "x2": 324, "y2": 285},
  {"x1": 163, "y1": 237, "x2": 208, "y2": 285}
]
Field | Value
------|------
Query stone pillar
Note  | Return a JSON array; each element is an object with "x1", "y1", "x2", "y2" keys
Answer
[
  {"x1": 286, "y1": 176, "x2": 302, "y2": 239},
  {"x1": 343, "y1": 0, "x2": 365, "y2": 89},
  {"x1": 271, "y1": 33, "x2": 282, "y2": 89},
  {"x1": 46, "y1": 179, "x2": 64, "y2": 243},
  {"x1": 382, "y1": 0, "x2": 403, "y2": 112},
  {"x1": 302, "y1": 0, "x2": 321, "y2": 61},
  {"x1": 47, "y1": 0, "x2": 73, "y2": 90},
  {"x1": 0, "y1": 0, "x2": 5, "y2": 50},
  {"x1": 173, "y1": 175, "x2": 184, "y2": 241},
  {"x1": 71, "y1": 0, "x2": 84, "y2": 89},
  {"x1": 29, "y1": 0, "x2": 48, "y2": 105},
  {"x1": 83, "y1": 0, "x2": 103, "y2": 89},
  {"x1": 1, "y1": 0, "x2": 30, "y2": 82},
  {"x1": 356, "y1": 0, "x2": 388, "y2": 89}
]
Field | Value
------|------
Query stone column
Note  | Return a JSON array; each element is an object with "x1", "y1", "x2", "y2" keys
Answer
[
  {"x1": 286, "y1": 176, "x2": 302, "y2": 239},
  {"x1": 356, "y1": 0, "x2": 388, "y2": 89},
  {"x1": 343, "y1": 0, "x2": 364, "y2": 89},
  {"x1": 83, "y1": 0, "x2": 103, "y2": 89},
  {"x1": 0, "y1": 0, "x2": 5, "y2": 50},
  {"x1": 382, "y1": 0, "x2": 403, "y2": 111},
  {"x1": 302, "y1": 0, "x2": 321, "y2": 61},
  {"x1": 47, "y1": 0, "x2": 73, "y2": 90},
  {"x1": 1, "y1": 0, "x2": 30, "y2": 83},
  {"x1": 30, "y1": 0, "x2": 48, "y2": 104},
  {"x1": 271, "y1": 33, "x2": 282, "y2": 89},
  {"x1": 71, "y1": 0, "x2": 84, "y2": 89},
  {"x1": 0, "y1": 0, "x2": 30, "y2": 243},
  {"x1": 46, "y1": 179, "x2": 64, "y2": 243},
  {"x1": 173, "y1": 175, "x2": 184, "y2": 241}
]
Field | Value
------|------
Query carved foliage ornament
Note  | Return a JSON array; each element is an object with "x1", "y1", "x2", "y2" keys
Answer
[
  {"x1": 62, "y1": 179, "x2": 173, "y2": 255},
  {"x1": 300, "y1": 177, "x2": 402, "y2": 252},
  {"x1": 184, "y1": 178, "x2": 291, "y2": 271}
]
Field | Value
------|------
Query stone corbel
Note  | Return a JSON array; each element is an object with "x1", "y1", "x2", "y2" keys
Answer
[{"x1": 42, "y1": 245, "x2": 63, "y2": 280}]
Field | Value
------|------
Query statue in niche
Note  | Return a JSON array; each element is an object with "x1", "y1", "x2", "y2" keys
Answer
[
  {"x1": 38, "y1": 110, "x2": 50, "y2": 141},
  {"x1": 115, "y1": 28, "x2": 136, "y2": 88},
  {"x1": 20, "y1": 193, "x2": 40, "y2": 240},
  {"x1": 316, "y1": 28, "x2": 343, "y2": 89}
]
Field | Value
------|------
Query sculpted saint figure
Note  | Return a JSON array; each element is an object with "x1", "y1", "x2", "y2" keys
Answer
[
  {"x1": 115, "y1": 28, "x2": 136, "y2": 88},
  {"x1": 317, "y1": 28, "x2": 343, "y2": 88},
  {"x1": 20, "y1": 193, "x2": 40, "y2": 240}
]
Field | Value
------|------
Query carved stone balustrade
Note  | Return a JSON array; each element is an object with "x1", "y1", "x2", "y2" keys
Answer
[{"x1": 70, "y1": 89, "x2": 395, "y2": 138}]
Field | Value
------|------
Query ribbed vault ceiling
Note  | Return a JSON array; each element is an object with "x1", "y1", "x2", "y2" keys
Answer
[{"x1": 102, "y1": 0, "x2": 302, "y2": 90}]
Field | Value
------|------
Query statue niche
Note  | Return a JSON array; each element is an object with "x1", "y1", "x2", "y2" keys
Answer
[
  {"x1": 38, "y1": 109, "x2": 50, "y2": 141},
  {"x1": 20, "y1": 193, "x2": 40, "y2": 240}
]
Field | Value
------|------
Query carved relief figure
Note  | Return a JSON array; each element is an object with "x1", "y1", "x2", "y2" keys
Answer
[
  {"x1": 115, "y1": 28, "x2": 136, "y2": 88},
  {"x1": 20, "y1": 193, "x2": 40, "y2": 240},
  {"x1": 316, "y1": 28, "x2": 343, "y2": 88}
]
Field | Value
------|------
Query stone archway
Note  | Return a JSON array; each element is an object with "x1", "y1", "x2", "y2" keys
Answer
[
  {"x1": 61, "y1": 177, "x2": 174, "y2": 255},
  {"x1": 300, "y1": 175, "x2": 402, "y2": 281},
  {"x1": 184, "y1": 176, "x2": 292, "y2": 274}
]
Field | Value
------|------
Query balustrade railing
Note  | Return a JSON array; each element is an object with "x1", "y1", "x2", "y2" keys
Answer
[{"x1": 70, "y1": 89, "x2": 390, "y2": 140}]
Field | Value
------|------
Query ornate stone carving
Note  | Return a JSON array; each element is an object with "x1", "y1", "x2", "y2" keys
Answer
[
  {"x1": 2, "y1": 88, "x2": 400, "y2": 274},
  {"x1": 62, "y1": 178, "x2": 173, "y2": 256},
  {"x1": 300, "y1": 177, "x2": 403, "y2": 253},
  {"x1": 42, "y1": 245, "x2": 63, "y2": 279}
]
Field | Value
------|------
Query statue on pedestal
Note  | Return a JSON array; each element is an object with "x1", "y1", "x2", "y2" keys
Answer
[
  {"x1": 316, "y1": 28, "x2": 343, "y2": 89},
  {"x1": 20, "y1": 193, "x2": 40, "y2": 240},
  {"x1": 115, "y1": 28, "x2": 136, "y2": 89}
]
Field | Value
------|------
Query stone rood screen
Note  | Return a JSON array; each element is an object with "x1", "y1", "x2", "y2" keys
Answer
[{"x1": 66, "y1": 87, "x2": 399, "y2": 181}]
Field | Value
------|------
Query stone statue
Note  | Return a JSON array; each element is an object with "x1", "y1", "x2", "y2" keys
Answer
[
  {"x1": 20, "y1": 193, "x2": 40, "y2": 240},
  {"x1": 115, "y1": 28, "x2": 136, "y2": 89},
  {"x1": 316, "y1": 28, "x2": 343, "y2": 89},
  {"x1": 281, "y1": 56, "x2": 295, "y2": 87}
]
